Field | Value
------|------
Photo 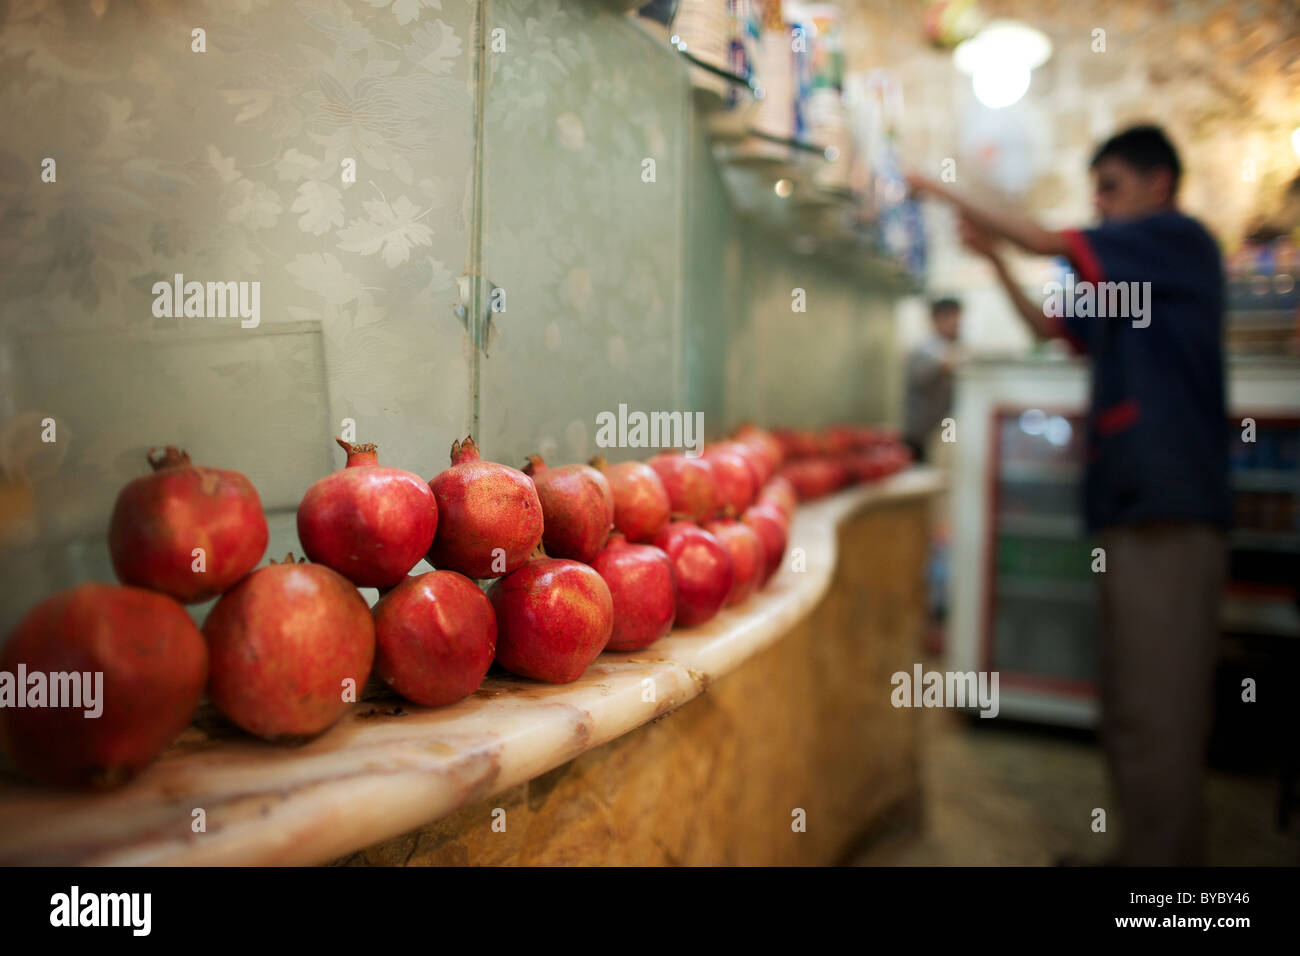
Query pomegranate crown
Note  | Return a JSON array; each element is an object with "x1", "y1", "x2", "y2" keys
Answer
[
  {"x1": 521, "y1": 454, "x2": 547, "y2": 476},
  {"x1": 336, "y1": 438, "x2": 379, "y2": 465},
  {"x1": 449, "y1": 435, "x2": 481, "y2": 465},
  {"x1": 588, "y1": 455, "x2": 608, "y2": 472},
  {"x1": 147, "y1": 446, "x2": 192, "y2": 471}
]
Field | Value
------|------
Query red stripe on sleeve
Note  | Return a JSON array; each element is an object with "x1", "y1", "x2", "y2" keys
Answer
[
  {"x1": 1060, "y1": 228, "x2": 1105, "y2": 285},
  {"x1": 1050, "y1": 229, "x2": 1103, "y2": 355},
  {"x1": 1095, "y1": 398, "x2": 1140, "y2": 435}
]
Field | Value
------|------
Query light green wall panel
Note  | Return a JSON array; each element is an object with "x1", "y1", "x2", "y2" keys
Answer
[{"x1": 0, "y1": 0, "x2": 904, "y2": 634}]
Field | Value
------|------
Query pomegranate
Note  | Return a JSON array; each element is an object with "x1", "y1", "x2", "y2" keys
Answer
[
  {"x1": 651, "y1": 521, "x2": 733, "y2": 628},
  {"x1": 522, "y1": 455, "x2": 613, "y2": 564},
  {"x1": 487, "y1": 558, "x2": 613, "y2": 683},
  {"x1": 758, "y1": 475, "x2": 798, "y2": 521},
  {"x1": 204, "y1": 555, "x2": 374, "y2": 740},
  {"x1": 733, "y1": 423, "x2": 784, "y2": 476},
  {"x1": 844, "y1": 450, "x2": 889, "y2": 484},
  {"x1": 0, "y1": 583, "x2": 206, "y2": 788},
  {"x1": 108, "y1": 447, "x2": 267, "y2": 603},
  {"x1": 701, "y1": 444, "x2": 756, "y2": 517},
  {"x1": 825, "y1": 425, "x2": 860, "y2": 456},
  {"x1": 721, "y1": 439, "x2": 769, "y2": 491},
  {"x1": 590, "y1": 533, "x2": 676, "y2": 651},
  {"x1": 779, "y1": 457, "x2": 849, "y2": 500},
  {"x1": 297, "y1": 439, "x2": 438, "y2": 589},
  {"x1": 426, "y1": 436, "x2": 543, "y2": 579},
  {"x1": 373, "y1": 571, "x2": 496, "y2": 707},
  {"x1": 743, "y1": 503, "x2": 790, "y2": 586},
  {"x1": 647, "y1": 452, "x2": 717, "y2": 522},
  {"x1": 590, "y1": 456, "x2": 671, "y2": 543},
  {"x1": 849, "y1": 425, "x2": 881, "y2": 451},
  {"x1": 704, "y1": 519, "x2": 765, "y2": 607},
  {"x1": 772, "y1": 428, "x2": 803, "y2": 461}
]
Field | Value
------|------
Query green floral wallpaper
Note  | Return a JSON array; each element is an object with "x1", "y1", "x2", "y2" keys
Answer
[
  {"x1": 0, "y1": 0, "x2": 478, "y2": 628},
  {"x1": 477, "y1": 0, "x2": 688, "y2": 468},
  {"x1": 0, "y1": 0, "x2": 900, "y2": 632}
]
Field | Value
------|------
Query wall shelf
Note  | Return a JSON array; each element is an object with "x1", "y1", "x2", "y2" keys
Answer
[{"x1": 660, "y1": 34, "x2": 922, "y2": 294}]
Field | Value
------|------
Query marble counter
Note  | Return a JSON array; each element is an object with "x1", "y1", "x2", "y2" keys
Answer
[{"x1": 0, "y1": 468, "x2": 943, "y2": 866}]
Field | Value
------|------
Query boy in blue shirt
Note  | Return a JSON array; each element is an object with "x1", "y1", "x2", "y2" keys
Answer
[{"x1": 911, "y1": 125, "x2": 1230, "y2": 865}]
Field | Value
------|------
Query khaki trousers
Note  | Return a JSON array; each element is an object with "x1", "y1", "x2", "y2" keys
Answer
[{"x1": 1097, "y1": 522, "x2": 1227, "y2": 866}]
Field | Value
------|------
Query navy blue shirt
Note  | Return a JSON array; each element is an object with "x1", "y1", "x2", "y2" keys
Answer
[{"x1": 1056, "y1": 210, "x2": 1231, "y2": 532}]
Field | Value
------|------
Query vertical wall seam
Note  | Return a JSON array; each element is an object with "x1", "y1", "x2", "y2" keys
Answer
[{"x1": 466, "y1": 0, "x2": 490, "y2": 439}]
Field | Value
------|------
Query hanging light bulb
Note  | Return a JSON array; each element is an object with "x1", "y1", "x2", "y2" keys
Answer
[
  {"x1": 971, "y1": 63, "x2": 1032, "y2": 109},
  {"x1": 954, "y1": 20, "x2": 1052, "y2": 109}
]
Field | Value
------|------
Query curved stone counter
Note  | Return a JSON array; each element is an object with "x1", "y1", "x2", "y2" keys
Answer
[{"x1": 0, "y1": 468, "x2": 943, "y2": 866}]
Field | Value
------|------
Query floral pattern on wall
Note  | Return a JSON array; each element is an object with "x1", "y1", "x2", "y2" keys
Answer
[
  {"x1": 477, "y1": 0, "x2": 690, "y2": 466},
  {"x1": 0, "y1": 0, "x2": 478, "y2": 629}
]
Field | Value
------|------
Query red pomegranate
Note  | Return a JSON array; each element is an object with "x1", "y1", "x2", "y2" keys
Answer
[
  {"x1": 703, "y1": 519, "x2": 765, "y2": 607},
  {"x1": 848, "y1": 425, "x2": 881, "y2": 451},
  {"x1": 784, "y1": 429, "x2": 828, "y2": 459},
  {"x1": 720, "y1": 439, "x2": 769, "y2": 490},
  {"x1": 204, "y1": 556, "x2": 375, "y2": 740},
  {"x1": 590, "y1": 533, "x2": 676, "y2": 651},
  {"x1": 758, "y1": 475, "x2": 798, "y2": 521},
  {"x1": 297, "y1": 439, "x2": 438, "y2": 589},
  {"x1": 647, "y1": 452, "x2": 717, "y2": 522},
  {"x1": 825, "y1": 425, "x2": 861, "y2": 456},
  {"x1": 522, "y1": 455, "x2": 613, "y2": 564},
  {"x1": 733, "y1": 423, "x2": 784, "y2": 476},
  {"x1": 487, "y1": 558, "x2": 613, "y2": 683},
  {"x1": 779, "y1": 457, "x2": 849, "y2": 500},
  {"x1": 427, "y1": 436, "x2": 543, "y2": 579},
  {"x1": 743, "y1": 503, "x2": 790, "y2": 585},
  {"x1": 0, "y1": 583, "x2": 207, "y2": 788},
  {"x1": 844, "y1": 449, "x2": 893, "y2": 483},
  {"x1": 373, "y1": 571, "x2": 496, "y2": 707},
  {"x1": 108, "y1": 447, "x2": 267, "y2": 604},
  {"x1": 652, "y1": 521, "x2": 733, "y2": 628},
  {"x1": 702, "y1": 444, "x2": 757, "y2": 517},
  {"x1": 590, "y1": 456, "x2": 671, "y2": 543}
]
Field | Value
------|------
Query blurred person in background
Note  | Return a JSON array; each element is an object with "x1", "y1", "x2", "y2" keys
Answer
[
  {"x1": 910, "y1": 124, "x2": 1231, "y2": 866},
  {"x1": 904, "y1": 297, "x2": 964, "y2": 464},
  {"x1": 904, "y1": 297, "x2": 963, "y2": 634}
]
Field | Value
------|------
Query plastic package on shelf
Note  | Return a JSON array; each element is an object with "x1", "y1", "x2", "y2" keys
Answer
[
  {"x1": 674, "y1": 0, "x2": 733, "y2": 99},
  {"x1": 799, "y1": 3, "x2": 851, "y2": 191}
]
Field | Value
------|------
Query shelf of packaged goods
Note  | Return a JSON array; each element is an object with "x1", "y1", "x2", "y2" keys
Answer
[
  {"x1": 1230, "y1": 529, "x2": 1300, "y2": 553},
  {"x1": 1231, "y1": 469, "x2": 1300, "y2": 493},
  {"x1": 995, "y1": 575, "x2": 1095, "y2": 604},
  {"x1": 998, "y1": 461, "x2": 1079, "y2": 485},
  {"x1": 1220, "y1": 594, "x2": 1300, "y2": 639},
  {"x1": 996, "y1": 513, "x2": 1081, "y2": 539},
  {"x1": 1225, "y1": 309, "x2": 1299, "y2": 327}
]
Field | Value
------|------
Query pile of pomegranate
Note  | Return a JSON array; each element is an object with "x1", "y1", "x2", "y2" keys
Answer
[
  {"x1": 1, "y1": 422, "x2": 910, "y2": 788},
  {"x1": 771, "y1": 425, "x2": 913, "y2": 501}
]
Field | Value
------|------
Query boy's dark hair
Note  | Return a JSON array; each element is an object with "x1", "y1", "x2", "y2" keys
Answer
[
  {"x1": 1090, "y1": 124, "x2": 1182, "y2": 197},
  {"x1": 930, "y1": 297, "x2": 961, "y2": 318}
]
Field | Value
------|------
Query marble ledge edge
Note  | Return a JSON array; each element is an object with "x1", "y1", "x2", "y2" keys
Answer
[{"x1": 0, "y1": 467, "x2": 944, "y2": 867}]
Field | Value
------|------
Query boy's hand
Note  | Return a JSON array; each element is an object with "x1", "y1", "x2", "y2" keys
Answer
[
  {"x1": 958, "y1": 215, "x2": 998, "y2": 259},
  {"x1": 905, "y1": 172, "x2": 947, "y2": 199}
]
